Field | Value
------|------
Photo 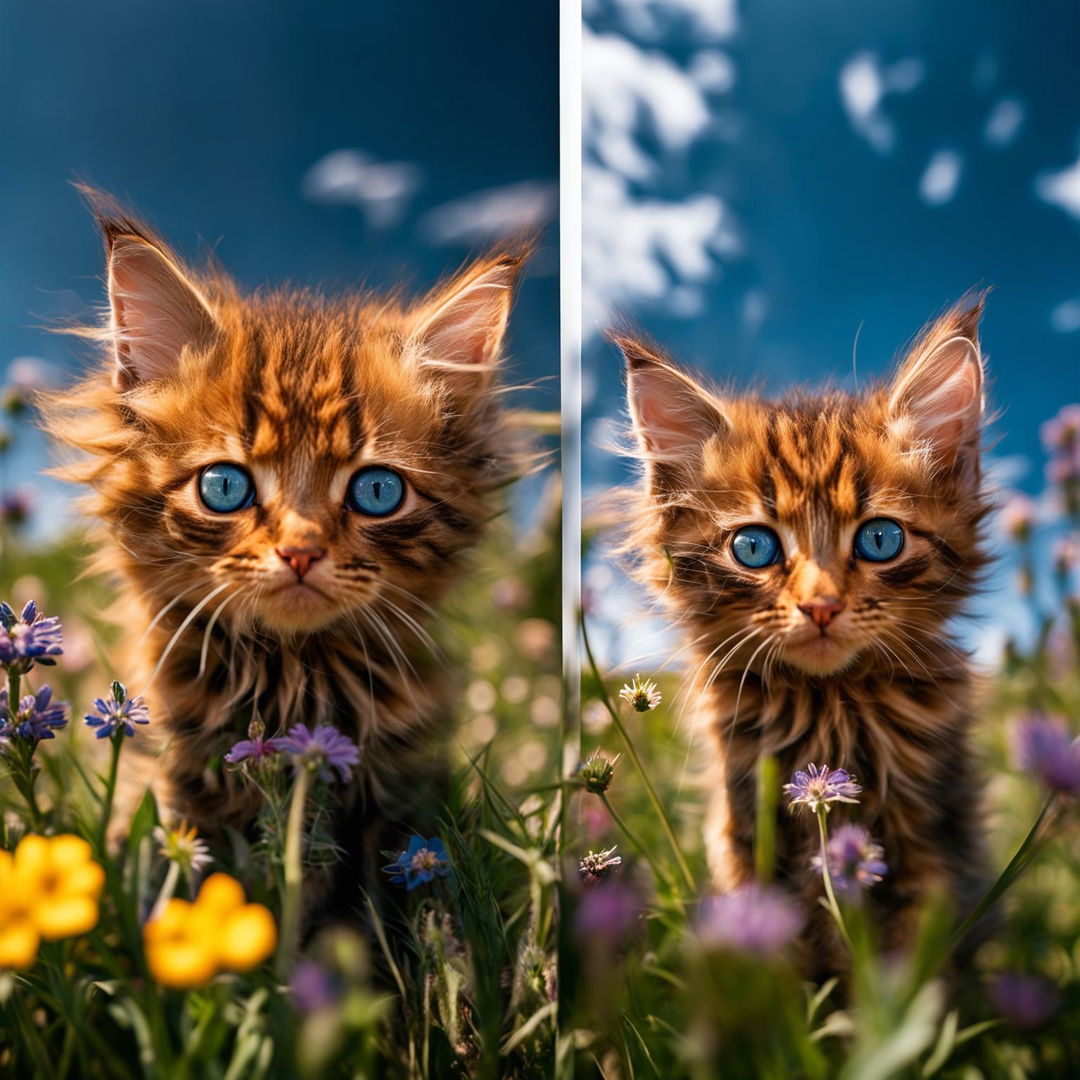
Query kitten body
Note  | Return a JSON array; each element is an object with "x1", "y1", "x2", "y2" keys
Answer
[
  {"x1": 619, "y1": 300, "x2": 993, "y2": 969},
  {"x1": 46, "y1": 195, "x2": 526, "y2": 882}
]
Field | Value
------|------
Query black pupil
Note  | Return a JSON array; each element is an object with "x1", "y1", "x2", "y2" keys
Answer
[
  {"x1": 749, "y1": 537, "x2": 758, "y2": 553},
  {"x1": 372, "y1": 480, "x2": 382, "y2": 501},
  {"x1": 222, "y1": 474, "x2": 233, "y2": 496},
  {"x1": 873, "y1": 529, "x2": 884, "y2": 549}
]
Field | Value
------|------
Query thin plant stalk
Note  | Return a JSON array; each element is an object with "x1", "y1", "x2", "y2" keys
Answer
[
  {"x1": 581, "y1": 616, "x2": 695, "y2": 892},
  {"x1": 599, "y1": 792, "x2": 677, "y2": 893},
  {"x1": 277, "y1": 765, "x2": 312, "y2": 977},
  {"x1": 815, "y1": 808, "x2": 852, "y2": 949},
  {"x1": 99, "y1": 730, "x2": 124, "y2": 850}
]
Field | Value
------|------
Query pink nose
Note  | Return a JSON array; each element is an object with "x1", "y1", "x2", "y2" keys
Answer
[
  {"x1": 276, "y1": 545, "x2": 326, "y2": 580},
  {"x1": 798, "y1": 598, "x2": 846, "y2": 630}
]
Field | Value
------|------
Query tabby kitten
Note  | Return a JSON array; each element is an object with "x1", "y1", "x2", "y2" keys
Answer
[
  {"x1": 47, "y1": 193, "x2": 527, "y2": 876},
  {"x1": 617, "y1": 298, "x2": 992, "y2": 967}
]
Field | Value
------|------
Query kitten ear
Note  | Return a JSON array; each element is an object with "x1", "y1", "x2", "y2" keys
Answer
[
  {"x1": 105, "y1": 229, "x2": 219, "y2": 391},
  {"x1": 887, "y1": 295, "x2": 986, "y2": 478},
  {"x1": 406, "y1": 252, "x2": 526, "y2": 393},
  {"x1": 616, "y1": 335, "x2": 730, "y2": 460}
]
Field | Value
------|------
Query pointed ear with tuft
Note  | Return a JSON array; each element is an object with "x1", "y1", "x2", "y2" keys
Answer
[
  {"x1": 106, "y1": 232, "x2": 219, "y2": 391},
  {"x1": 405, "y1": 253, "x2": 526, "y2": 396},
  {"x1": 617, "y1": 335, "x2": 730, "y2": 461},
  {"x1": 887, "y1": 296, "x2": 987, "y2": 482}
]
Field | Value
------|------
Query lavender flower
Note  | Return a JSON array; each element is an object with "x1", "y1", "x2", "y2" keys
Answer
[
  {"x1": 0, "y1": 600, "x2": 62, "y2": 673},
  {"x1": 579, "y1": 846, "x2": 622, "y2": 884},
  {"x1": 1012, "y1": 715, "x2": 1080, "y2": 796},
  {"x1": 811, "y1": 823, "x2": 887, "y2": 900},
  {"x1": 225, "y1": 736, "x2": 282, "y2": 765},
  {"x1": 1000, "y1": 493, "x2": 1037, "y2": 542},
  {"x1": 276, "y1": 723, "x2": 360, "y2": 782},
  {"x1": 1040, "y1": 403, "x2": 1080, "y2": 455},
  {"x1": 574, "y1": 880, "x2": 642, "y2": 945},
  {"x1": 0, "y1": 685, "x2": 68, "y2": 740},
  {"x1": 84, "y1": 681, "x2": 149, "y2": 739},
  {"x1": 697, "y1": 884, "x2": 805, "y2": 956},
  {"x1": 783, "y1": 763, "x2": 862, "y2": 814},
  {"x1": 384, "y1": 836, "x2": 451, "y2": 890},
  {"x1": 989, "y1": 973, "x2": 1060, "y2": 1029},
  {"x1": 618, "y1": 674, "x2": 662, "y2": 713},
  {"x1": 291, "y1": 959, "x2": 341, "y2": 1015}
]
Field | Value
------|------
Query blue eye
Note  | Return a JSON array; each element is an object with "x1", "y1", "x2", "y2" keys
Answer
[
  {"x1": 198, "y1": 463, "x2": 255, "y2": 513},
  {"x1": 731, "y1": 525, "x2": 781, "y2": 568},
  {"x1": 348, "y1": 466, "x2": 405, "y2": 517},
  {"x1": 854, "y1": 518, "x2": 905, "y2": 562}
]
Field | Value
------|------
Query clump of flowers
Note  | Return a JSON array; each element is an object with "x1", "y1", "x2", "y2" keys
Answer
[
  {"x1": 276, "y1": 723, "x2": 360, "y2": 782},
  {"x1": 811, "y1": 823, "x2": 887, "y2": 900},
  {"x1": 384, "y1": 836, "x2": 452, "y2": 890},
  {"x1": 0, "y1": 834, "x2": 105, "y2": 970},
  {"x1": 696, "y1": 884, "x2": 805, "y2": 956},
  {"x1": 1012, "y1": 714, "x2": 1080, "y2": 796},
  {"x1": 0, "y1": 685, "x2": 67, "y2": 741},
  {"x1": 618, "y1": 674, "x2": 662, "y2": 713},
  {"x1": 143, "y1": 873, "x2": 277, "y2": 989},
  {"x1": 578, "y1": 749, "x2": 619, "y2": 795},
  {"x1": 579, "y1": 846, "x2": 622, "y2": 884},
  {"x1": 84, "y1": 680, "x2": 149, "y2": 739},
  {"x1": 0, "y1": 600, "x2": 62, "y2": 674},
  {"x1": 783, "y1": 763, "x2": 862, "y2": 814}
]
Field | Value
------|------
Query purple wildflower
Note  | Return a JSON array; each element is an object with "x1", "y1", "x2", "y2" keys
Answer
[
  {"x1": 0, "y1": 686, "x2": 68, "y2": 741},
  {"x1": 811, "y1": 823, "x2": 887, "y2": 900},
  {"x1": 697, "y1": 884, "x2": 805, "y2": 956},
  {"x1": 0, "y1": 601, "x2": 62, "y2": 673},
  {"x1": 989, "y1": 973, "x2": 1060, "y2": 1029},
  {"x1": 291, "y1": 959, "x2": 341, "y2": 1015},
  {"x1": 1012, "y1": 715, "x2": 1080, "y2": 796},
  {"x1": 1040, "y1": 404, "x2": 1080, "y2": 455},
  {"x1": 84, "y1": 681, "x2": 150, "y2": 739},
  {"x1": 574, "y1": 880, "x2": 642, "y2": 945},
  {"x1": 1000, "y1": 493, "x2": 1037, "y2": 542},
  {"x1": 276, "y1": 723, "x2": 360, "y2": 782},
  {"x1": 783, "y1": 763, "x2": 862, "y2": 814},
  {"x1": 225, "y1": 736, "x2": 282, "y2": 765},
  {"x1": 384, "y1": 836, "x2": 451, "y2": 890}
]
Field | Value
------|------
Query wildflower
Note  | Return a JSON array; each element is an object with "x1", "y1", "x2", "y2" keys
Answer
[
  {"x1": 84, "y1": 680, "x2": 150, "y2": 739},
  {"x1": 579, "y1": 846, "x2": 622, "y2": 884},
  {"x1": 989, "y1": 972, "x2": 1060, "y2": 1029},
  {"x1": 783, "y1": 763, "x2": 862, "y2": 814},
  {"x1": 0, "y1": 686, "x2": 68, "y2": 741},
  {"x1": 575, "y1": 880, "x2": 643, "y2": 945},
  {"x1": 1012, "y1": 715, "x2": 1080, "y2": 796},
  {"x1": 384, "y1": 836, "x2": 452, "y2": 890},
  {"x1": 225, "y1": 735, "x2": 282, "y2": 765},
  {"x1": 291, "y1": 959, "x2": 342, "y2": 1015},
  {"x1": 811, "y1": 823, "x2": 887, "y2": 900},
  {"x1": 0, "y1": 489, "x2": 31, "y2": 529},
  {"x1": 697, "y1": 883, "x2": 805, "y2": 956},
  {"x1": 577, "y1": 749, "x2": 619, "y2": 795},
  {"x1": 1053, "y1": 536, "x2": 1078, "y2": 580},
  {"x1": 154, "y1": 821, "x2": 212, "y2": 876},
  {"x1": 1000, "y1": 493, "x2": 1036, "y2": 543},
  {"x1": 0, "y1": 600, "x2": 62, "y2": 673},
  {"x1": 276, "y1": 723, "x2": 360, "y2": 782},
  {"x1": 143, "y1": 872, "x2": 277, "y2": 989},
  {"x1": 0, "y1": 834, "x2": 105, "y2": 969},
  {"x1": 1040, "y1": 404, "x2": 1080, "y2": 455},
  {"x1": 618, "y1": 673, "x2": 662, "y2": 713}
]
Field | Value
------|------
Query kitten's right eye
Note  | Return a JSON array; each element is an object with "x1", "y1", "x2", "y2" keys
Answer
[
  {"x1": 731, "y1": 525, "x2": 782, "y2": 568},
  {"x1": 198, "y1": 463, "x2": 255, "y2": 513}
]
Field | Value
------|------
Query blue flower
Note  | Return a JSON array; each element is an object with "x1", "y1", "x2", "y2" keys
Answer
[
  {"x1": 384, "y1": 836, "x2": 451, "y2": 890},
  {"x1": 0, "y1": 685, "x2": 68, "y2": 741},
  {"x1": 0, "y1": 600, "x2": 63, "y2": 674},
  {"x1": 276, "y1": 723, "x2": 360, "y2": 782},
  {"x1": 225, "y1": 736, "x2": 282, "y2": 765},
  {"x1": 1012, "y1": 715, "x2": 1080, "y2": 796},
  {"x1": 811, "y1": 823, "x2": 888, "y2": 901},
  {"x1": 783, "y1": 763, "x2": 862, "y2": 814},
  {"x1": 697, "y1": 884, "x2": 805, "y2": 955},
  {"x1": 84, "y1": 681, "x2": 150, "y2": 739}
]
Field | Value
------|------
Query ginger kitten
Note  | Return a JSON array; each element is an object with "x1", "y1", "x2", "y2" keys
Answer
[
  {"x1": 617, "y1": 298, "x2": 993, "y2": 966},
  {"x1": 46, "y1": 193, "x2": 528, "y2": 879}
]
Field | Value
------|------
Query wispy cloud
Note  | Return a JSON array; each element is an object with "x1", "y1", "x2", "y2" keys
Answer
[
  {"x1": 919, "y1": 149, "x2": 964, "y2": 206},
  {"x1": 418, "y1": 181, "x2": 556, "y2": 246},
  {"x1": 587, "y1": 0, "x2": 736, "y2": 44},
  {"x1": 1050, "y1": 298, "x2": 1080, "y2": 334},
  {"x1": 983, "y1": 98, "x2": 1025, "y2": 148},
  {"x1": 838, "y1": 52, "x2": 924, "y2": 154},
  {"x1": 1036, "y1": 150, "x2": 1080, "y2": 220},
  {"x1": 301, "y1": 149, "x2": 423, "y2": 229}
]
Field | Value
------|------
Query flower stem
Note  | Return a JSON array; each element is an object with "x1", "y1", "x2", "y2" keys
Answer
[
  {"x1": 950, "y1": 793, "x2": 1057, "y2": 951},
  {"x1": 277, "y1": 766, "x2": 312, "y2": 977},
  {"x1": 150, "y1": 861, "x2": 181, "y2": 921},
  {"x1": 581, "y1": 615, "x2": 696, "y2": 893},
  {"x1": 816, "y1": 808, "x2": 852, "y2": 949},
  {"x1": 599, "y1": 792, "x2": 677, "y2": 893},
  {"x1": 99, "y1": 730, "x2": 124, "y2": 851}
]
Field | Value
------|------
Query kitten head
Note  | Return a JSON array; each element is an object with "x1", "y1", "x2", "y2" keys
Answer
[
  {"x1": 47, "y1": 193, "x2": 529, "y2": 638},
  {"x1": 618, "y1": 297, "x2": 990, "y2": 679}
]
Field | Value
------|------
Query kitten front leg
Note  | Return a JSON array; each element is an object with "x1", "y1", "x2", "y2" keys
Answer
[{"x1": 703, "y1": 765, "x2": 755, "y2": 891}]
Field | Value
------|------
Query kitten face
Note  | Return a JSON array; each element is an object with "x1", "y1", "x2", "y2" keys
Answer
[
  {"x1": 620, "y1": 299, "x2": 989, "y2": 679},
  {"x1": 50, "y1": 197, "x2": 526, "y2": 638}
]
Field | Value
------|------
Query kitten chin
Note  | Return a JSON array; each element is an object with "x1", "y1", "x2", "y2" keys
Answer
[{"x1": 615, "y1": 296, "x2": 994, "y2": 971}]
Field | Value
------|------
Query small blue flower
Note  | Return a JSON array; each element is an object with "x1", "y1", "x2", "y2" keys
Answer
[
  {"x1": 783, "y1": 763, "x2": 862, "y2": 814},
  {"x1": 384, "y1": 836, "x2": 451, "y2": 890},
  {"x1": 0, "y1": 685, "x2": 68, "y2": 741},
  {"x1": 84, "y1": 681, "x2": 150, "y2": 739},
  {"x1": 811, "y1": 823, "x2": 888, "y2": 901},
  {"x1": 0, "y1": 600, "x2": 63, "y2": 673},
  {"x1": 276, "y1": 723, "x2": 360, "y2": 782}
]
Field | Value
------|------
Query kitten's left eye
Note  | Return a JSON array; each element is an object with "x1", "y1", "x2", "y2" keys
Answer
[
  {"x1": 732, "y1": 525, "x2": 782, "y2": 568},
  {"x1": 199, "y1": 463, "x2": 255, "y2": 513},
  {"x1": 348, "y1": 466, "x2": 405, "y2": 517},
  {"x1": 854, "y1": 518, "x2": 905, "y2": 562}
]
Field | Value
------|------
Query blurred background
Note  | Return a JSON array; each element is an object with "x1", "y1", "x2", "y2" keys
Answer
[
  {"x1": 582, "y1": 0, "x2": 1080, "y2": 667},
  {"x1": 0, "y1": 0, "x2": 558, "y2": 532}
]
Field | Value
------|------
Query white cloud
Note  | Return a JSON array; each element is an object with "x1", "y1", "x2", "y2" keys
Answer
[
  {"x1": 983, "y1": 98, "x2": 1025, "y2": 148},
  {"x1": 588, "y1": 0, "x2": 736, "y2": 44},
  {"x1": 1051, "y1": 298, "x2": 1080, "y2": 334},
  {"x1": 301, "y1": 149, "x2": 423, "y2": 229},
  {"x1": 838, "y1": 51, "x2": 925, "y2": 154},
  {"x1": 1036, "y1": 151, "x2": 1080, "y2": 220},
  {"x1": 919, "y1": 149, "x2": 963, "y2": 206},
  {"x1": 418, "y1": 181, "x2": 556, "y2": 246},
  {"x1": 688, "y1": 49, "x2": 736, "y2": 94}
]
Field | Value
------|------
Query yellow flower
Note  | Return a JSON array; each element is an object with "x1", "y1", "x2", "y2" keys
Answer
[
  {"x1": 0, "y1": 834, "x2": 105, "y2": 970},
  {"x1": 143, "y1": 872, "x2": 277, "y2": 989}
]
